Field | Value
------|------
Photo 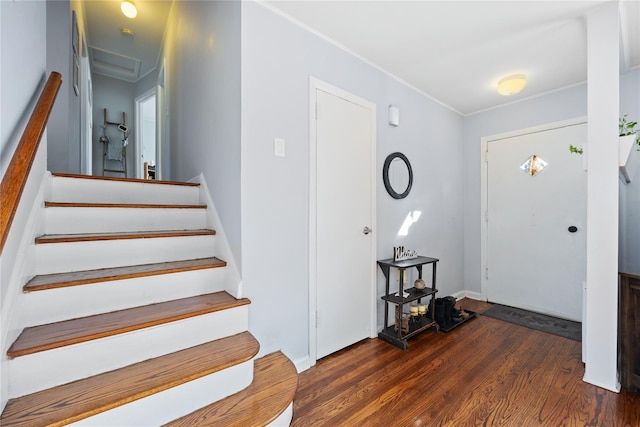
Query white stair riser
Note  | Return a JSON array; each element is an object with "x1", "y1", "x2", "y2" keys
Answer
[
  {"x1": 22, "y1": 268, "x2": 228, "y2": 326},
  {"x1": 36, "y1": 235, "x2": 216, "y2": 275},
  {"x1": 51, "y1": 177, "x2": 200, "y2": 205},
  {"x1": 267, "y1": 402, "x2": 294, "y2": 427},
  {"x1": 45, "y1": 207, "x2": 207, "y2": 234},
  {"x1": 8, "y1": 307, "x2": 249, "y2": 398},
  {"x1": 69, "y1": 361, "x2": 254, "y2": 426}
]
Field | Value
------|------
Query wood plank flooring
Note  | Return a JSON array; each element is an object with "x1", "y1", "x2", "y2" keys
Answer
[
  {"x1": 292, "y1": 299, "x2": 640, "y2": 426},
  {"x1": 7, "y1": 292, "x2": 250, "y2": 358},
  {"x1": 1, "y1": 332, "x2": 259, "y2": 427}
]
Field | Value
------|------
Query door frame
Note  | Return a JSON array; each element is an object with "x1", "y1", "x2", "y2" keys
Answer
[
  {"x1": 308, "y1": 77, "x2": 377, "y2": 365},
  {"x1": 480, "y1": 116, "x2": 587, "y2": 301},
  {"x1": 134, "y1": 88, "x2": 157, "y2": 179}
]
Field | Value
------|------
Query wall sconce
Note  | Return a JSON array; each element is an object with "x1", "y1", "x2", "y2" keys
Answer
[
  {"x1": 121, "y1": 1, "x2": 138, "y2": 19},
  {"x1": 388, "y1": 105, "x2": 400, "y2": 127},
  {"x1": 497, "y1": 74, "x2": 527, "y2": 96}
]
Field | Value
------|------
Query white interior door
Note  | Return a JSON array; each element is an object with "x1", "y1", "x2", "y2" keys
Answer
[
  {"x1": 487, "y1": 123, "x2": 587, "y2": 321},
  {"x1": 314, "y1": 85, "x2": 375, "y2": 359}
]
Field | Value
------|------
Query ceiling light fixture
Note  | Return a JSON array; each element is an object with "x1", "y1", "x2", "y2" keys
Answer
[
  {"x1": 121, "y1": 1, "x2": 137, "y2": 19},
  {"x1": 497, "y1": 74, "x2": 527, "y2": 96}
]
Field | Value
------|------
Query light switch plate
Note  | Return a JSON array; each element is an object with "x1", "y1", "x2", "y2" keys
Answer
[{"x1": 274, "y1": 138, "x2": 285, "y2": 157}]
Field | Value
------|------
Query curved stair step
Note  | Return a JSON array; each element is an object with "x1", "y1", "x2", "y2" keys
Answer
[
  {"x1": 24, "y1": 257, "x2": 227, "y2": 292},
  {"x1": 165, "y1": 351, "x2": 298, "y2": 427},
  {"x1": 0, "y1": 332, "x2": 259, "y2": 427},
  {"x1": 7, "y1": 291, "x2": 250, "y2": 358}
]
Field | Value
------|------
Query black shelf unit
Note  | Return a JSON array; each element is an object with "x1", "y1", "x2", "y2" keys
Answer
[{"x1": 377, "y1": 256, "x2": 439, "y2": 350}]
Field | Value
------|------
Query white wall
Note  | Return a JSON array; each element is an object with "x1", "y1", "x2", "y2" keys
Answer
[
  {"x1": 619, "y1": 69, "x2": 640, "y2": 274},
  {"x1": 135, "y1": 68, "x2": 160, "y2": 99},
  {"x1": 161, "y1": 0, "x2": 242, "y2": 267},
  {"x1": 240, "y1": 2, "x2": 464, "y2": 363},
  {"x1": 0, "y1": 0, "x2": 47, "y2": 180},
  {"x1": 0, "y1": 0, "x2": 48, "y2": 412},
  {"x1": 46, "y1": 0, "x2": 82, "y2": 174},
  {"x1": 91, "y1": 74, "x2": 135, "y2": 177}
]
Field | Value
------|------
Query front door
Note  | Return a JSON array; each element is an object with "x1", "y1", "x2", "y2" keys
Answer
[
  {"x1": 486, "y1": 122, "x2": 587, "y2": 321},
  {"x1": 314, "y1": 84, "x2": 375, "y2": 359}
]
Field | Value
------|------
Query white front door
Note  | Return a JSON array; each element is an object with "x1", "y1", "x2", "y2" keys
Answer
[
  {"x1": 486, "y1": 123, "x2": 587, "y2": 321},
  {"x1": 313, "y1": 83, "x2": 376, "y2": 359}
]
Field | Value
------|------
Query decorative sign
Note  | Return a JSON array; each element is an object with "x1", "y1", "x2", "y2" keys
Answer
[{"x1": 393, "y1": 246, "x2": 418, "y2": 262}]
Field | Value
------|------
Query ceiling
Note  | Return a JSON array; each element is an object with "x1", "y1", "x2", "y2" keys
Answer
[
  {"x1": 264, "y1": 0, "x2": 640, "y2": 115},
  {"x1": 84, "y1": 1, "x2": 639, "y2": 115},
  {"x1": 84, "y1": 0, "x2": 172, "y2": 83}
]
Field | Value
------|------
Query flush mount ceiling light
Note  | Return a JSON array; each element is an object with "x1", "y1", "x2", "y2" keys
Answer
[
  {"x1": 121, "y1": 1, "x2": 137, "y2": 19},
  {"x1": 497, "y1": 74, "x2": 527, "y2": 96}
]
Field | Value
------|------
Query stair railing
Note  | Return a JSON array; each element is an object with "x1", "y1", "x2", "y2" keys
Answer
[{"x1": 0, "y1": 71, "x2": 62, "y2": 254}]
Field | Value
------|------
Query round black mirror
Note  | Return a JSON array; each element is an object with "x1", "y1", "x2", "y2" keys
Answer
[{"x1": 383, "y1": 152, "x2": 413, "y2": 199}]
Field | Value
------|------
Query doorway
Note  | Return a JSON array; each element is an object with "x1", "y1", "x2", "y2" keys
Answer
[
  {"x1": 135, "y1": 89, "x2": 157, "y2": 179},
  {"x1": 309, "y1": 78, "x2": 377, "y2": 361},
  {"x1": 482, "y1": 119, "x2": 587, "y2": 321}
]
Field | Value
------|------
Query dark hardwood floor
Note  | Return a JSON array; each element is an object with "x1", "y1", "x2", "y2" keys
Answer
[{"x1": 292, "y1": 299, "x2": 640, "y2": 426}]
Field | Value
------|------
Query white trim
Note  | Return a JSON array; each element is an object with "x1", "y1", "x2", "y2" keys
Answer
[
  {"x1": 134, "y1": 88, "x2": 157, "y2": 179},
  {"x1": 308, "y1": 77, "x2": 377, "y2": 365},
  {"x1": 258, "y1": 1, "x2": 462, "y2": 116},
  {"x1": 451, "y1": 290, "x2": 483, "y2": 301},
  {"x1": 292, "y1": 355, "x2": 312, "y2": 374},
  {"x1": 480, "y1": 117, "x2": 587, "y2": 302}
]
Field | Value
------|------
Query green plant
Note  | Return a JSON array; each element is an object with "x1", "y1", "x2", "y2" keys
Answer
[
  {"x1": 569, "y1": 115, "x2": 640, "y2": 154},
  {"x1": 619, "y1": 114, "x2": 640, "y2": 145},
  {"x1": 569, "y1": 144, "x2": 583, "y2": 155}
]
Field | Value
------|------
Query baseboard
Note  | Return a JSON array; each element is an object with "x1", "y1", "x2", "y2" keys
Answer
[
  {"x1": 451, "y1": 290, "x2": 484, "y2": 301},
  {"x1": 582, "y1": 373, "x2": 621, "y2": 393},
  {"x1": 292, "y1": 355, "x2": 313, "y2": 373}
]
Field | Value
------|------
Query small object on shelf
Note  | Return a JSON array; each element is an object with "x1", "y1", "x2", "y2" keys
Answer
[
  {"x1": 409, "y1": 304, "x2": 419, "y2": 316},
  {"x1": 393, "y1": 245, "x2": 418, "y2": 262},
  {"x1": 418, "y1": 303, "x2": 427, "y2": 315},
  {"x1": 414, "y1": 278, "x2": 426, "y2": 290},
  {"x1": 394, "y1": 306, "x2": 409, "y2": 333}
]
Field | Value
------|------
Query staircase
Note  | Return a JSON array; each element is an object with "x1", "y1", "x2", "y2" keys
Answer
[{"x1": 0, "y1": 173, "x2": 297, "y2": 426}]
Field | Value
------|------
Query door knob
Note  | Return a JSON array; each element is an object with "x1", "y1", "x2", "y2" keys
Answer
[
  {"x1": 363, "y1": 226, "x2": 372, "y2": 235},
  {"x1": 568, "y1": 226, "x2": 578, "y2": 233}
]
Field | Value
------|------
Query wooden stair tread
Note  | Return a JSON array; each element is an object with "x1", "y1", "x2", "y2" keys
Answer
[
  {"x1": 44, "y1": 201, "x2": 207, "y2": 209},
  {"x1": 24, "y1": 257, "x2": 227, "y2": 292},
  {"x1": 7, "y1": 292, "x2": 250, "y2": 358},
  {"x1": 165, "y1": 351, "x2": 298, "y2": 427},
  {"x1": 0, "y1": 332, "x2": 259, "y2": 427},
  {"x1": 51, "y1": 173, "x2": 200, "y2": 187},
  {"x1": 35, "y1": 229, "x2": 215, "y2": 244}
]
